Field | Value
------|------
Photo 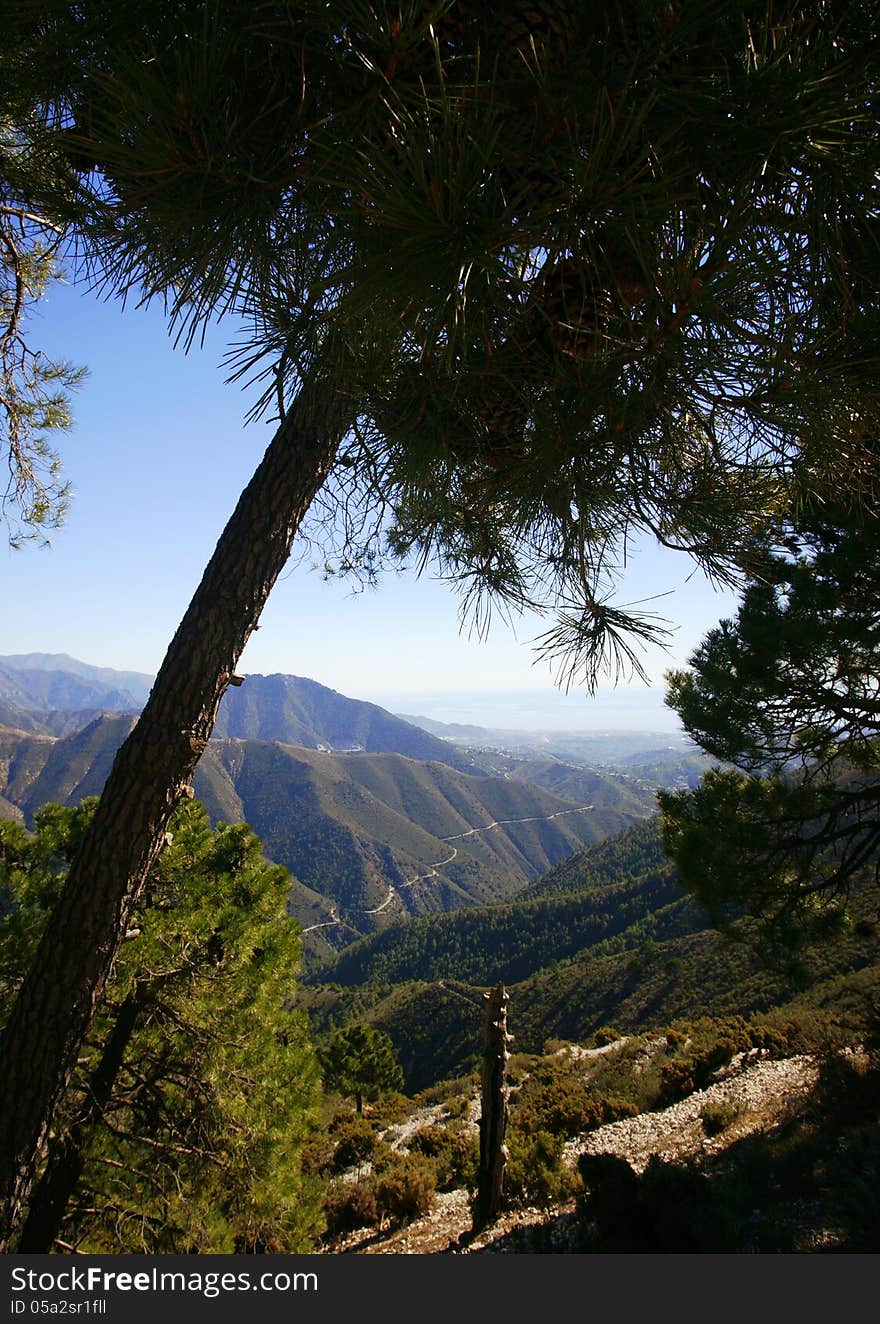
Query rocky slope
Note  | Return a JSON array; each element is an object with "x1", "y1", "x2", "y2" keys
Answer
[{"x1": 325, "y1": 1043, "x2": 828, "y2": 1255}]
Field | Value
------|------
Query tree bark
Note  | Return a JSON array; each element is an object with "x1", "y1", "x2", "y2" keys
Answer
[
  {"x1": 472, "y1": 980, "x2": 511, "y2": 1232},
  {"x1": 16, "y1": 988, "x2": 144, "y2": 1252},
  {"x1": 0, "y1": 382, "x2": 348, "y2": 1248}
]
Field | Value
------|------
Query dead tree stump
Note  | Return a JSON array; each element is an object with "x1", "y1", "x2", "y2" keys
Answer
[{"x1": 473, "y1": 980, "x2": 511, "y2": 1231}]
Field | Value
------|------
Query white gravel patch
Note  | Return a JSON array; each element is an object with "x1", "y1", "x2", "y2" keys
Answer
[{"x1": 566, "y1": 1052, "x2": 819, "y2": 1173}]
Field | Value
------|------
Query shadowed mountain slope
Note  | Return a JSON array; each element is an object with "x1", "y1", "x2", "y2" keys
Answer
[
  {"x1": 0, "y1": 720, "x2": 653, "y2": 955},
  {"x1": 305, "y1": 820, "x2": 676, "y2": 987},
  {"x1": 0, "y1": 715, "x2": 137, "y2": 822},
  {"x1": 212, "y1": 674, "x2": 483, "y2": 773},
  {"x1": 194, "y1": 740, "x2": 642, "y2": 940}
]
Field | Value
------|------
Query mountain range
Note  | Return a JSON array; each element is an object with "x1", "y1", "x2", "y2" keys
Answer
[
  {"x1": 297, "y1": 816, "x2": 880, "y2": 1091},
  {"x1": 2, "y1": 653, "x2": 877, "y2": 1104},
  {"x1": 0, "y1": 654, "x2": 658, "y2": 959},
  {"x1": 0, "y1": 656, "x2": 477, "y2": 767}
]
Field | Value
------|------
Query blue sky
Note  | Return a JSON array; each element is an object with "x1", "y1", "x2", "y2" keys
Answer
[{"x1": 1, "y1": 270, "x2": 740, "y2": 727}]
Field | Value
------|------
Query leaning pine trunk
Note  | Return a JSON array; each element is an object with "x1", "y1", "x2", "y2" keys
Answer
[
  {"x1": 0, "y1": 382, "x2": 348, "y2": 1248},
  {"x1": 16, "y1": 988, "x2": 145, "y2": 1252}
]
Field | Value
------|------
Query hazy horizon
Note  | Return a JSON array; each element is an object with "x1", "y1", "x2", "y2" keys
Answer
[
  {"x1": 1, "y1": 650, "x2": 684, "y2": 736},
  {"x1": 363, "y1": 684, "x2": 684, "y2": 734}
]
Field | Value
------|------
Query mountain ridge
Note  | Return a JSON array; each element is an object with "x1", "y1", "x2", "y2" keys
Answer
[
  {"x1": 0, "y1": 717, "x2": 654, "y2": 955},
  {"x1": 0, "y1": 654, "x2": 154, "y2": 705},
  {"x1": 0, "y1": 656, "x2": 485, "y2": 775}
]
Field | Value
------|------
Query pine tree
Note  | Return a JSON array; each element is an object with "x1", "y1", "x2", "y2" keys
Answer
[
  {"x1": 1, "y1": 800, "x2": 323, "y2": 1252},
  {"x1": 320, "y1": 1023, "x2": 404, "y2": 1115},
  {"x1": 2, "y1": 0, "x2": 879, "y2": 1242},
  {"x1": 660, "y1": 493, "x2": 880, "y2": 942},
  {"x1": 0, "y1": 73, "x2": 85, "y2": 546}
]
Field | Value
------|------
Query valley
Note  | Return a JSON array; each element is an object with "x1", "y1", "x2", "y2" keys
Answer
[
  {"x1": 301, "y1": 797, "x2": 601, "y2": 936},
  {"x1": 0, "y1": 655, "x2": 659, "y2": 959},
  {"x1": 1, "y1": 655, "x2": 878, "y2": 1256}
]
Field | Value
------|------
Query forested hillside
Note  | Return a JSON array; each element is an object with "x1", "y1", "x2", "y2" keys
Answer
[
  {"x1": 507, "y1": 760, "x2": 655, "y2": 811},
  {"x1": 0, "y1": 717, "x2": 655, "y2": 951},
  {"x1": 195, "y1": 740, "x2": 646, "y2": 932},
  {"x1": 0, "y1": 716, "x2": 136, "y2": 823},
  {"x1": 308, "y1": 820, "x2": 678, "y2": 986},
  {"x1": 298, "y1": 818, "x2": 880, "y2": 1092}
]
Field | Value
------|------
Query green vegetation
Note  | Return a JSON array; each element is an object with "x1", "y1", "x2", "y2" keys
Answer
[
  {"x1": 5, "y1": 3, "x2": 879, "y2": 1236},
  {"x1": 322, "y1": 1152, "x2": 437, "y2": 1240},
  {"x1": 409, "y1": 1124, "x2": 478, "y2": 1193},
  {"x1": 506, "y1": 760, "x2": 655, "y2": 816},
  {"x1": 524, "y1": 819, "x2": 669, "y2": 899},
  {"x1": 2, "y1": 774, "x2": 870, "y2": 1251},
  {"x1": 196, "y1": 743, "x2": 652, "y2": 918},
  {"x1": 373, "y1": 1155, "x2": 437, "y2": 1226},
  {"x1": 0, "y1": 721, "x2": 641, "y2": 939},
  {"x1": 320, "y1": 1024, "x2": 404, "y2": 1115},
  {"x1": 504, "y1": 1131, "x2": 579, "y2": 1211},
  {"x1": 308, "y1": 820, "x2": 680, "y2": 987},
  {"x1": 308, "y1": 873, "x2": 683, "y2": 989},
  {"x1": 0, "y1": 145, "x2": 84, "y2": 547},
  {"x1": 700, "y1": 1101, "x2": 741, "y2": 1137},
  {"x1": 662, "y1": 499, "x2": 880, "y2": 941},
  {"x1": 326, "y1": 1114, "x2": 389, "y2": 1175},
  {"x1": 509, "y1": 1056, "x2": 640, "y2": 1138},
  {"x1": 0, "y1": 800, "x2": 322, "y2": 1252},
  {"x1": 311, "y1": 995, "x2": 880, "y2": 1251},
  {"x1": 2, "y1": 773, "x2": 854, "y2": 1254},
  {"x1": 298, "y1": 818, "x2": 880, "y2": 1092}
]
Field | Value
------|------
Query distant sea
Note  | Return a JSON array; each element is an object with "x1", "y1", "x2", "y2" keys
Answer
[{"x1": 360, "y1": 686, "x2": 684, "y2": 734}]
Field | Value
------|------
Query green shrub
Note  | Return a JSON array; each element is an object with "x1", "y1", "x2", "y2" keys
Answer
[
  {"x1": 658, "y1": 1058, "x2": 695, "y2": 1104},
  {"x1": 322, "y1": 1181, "x2": 379, "y2": 1237},
  {"x1": 329, "y1": 1116, "x2": 380, "y2": 1173},
  {"x1": 578, "y1": 1153, "x2": 743, "y2": 1252},
  {"x1": 596, "y1": 1094, "x2": 641, "y2": 1124},
  {"x1": 300, "y1": 1132, "x2": 333, "y2": 1176},
  {"x1": 659, "y1": 1027, "x2": 747, "y2": 1104},
  {"x1": 511, "y1": 1062, "x2": 604, "y2": 1137},
  {"x1": 366, "y1": 1091, "x2": 412, "y2": 1125},
  {"x1": 702, "y1": 1035, "x2": 741, "y2": 1074},
  {"x1": 327, "y1": 1109, "x2": 356, "y2": 1132},
  {"x1": 592, "y1": 1026, "x2": 621, "y2": 1048},
  {"x1": 443, "y1": 1094, "x2": 471, "y2": 1119},
  {"x1": 374, "y1": 1154, "x2": 436, "y2": 1225},
  {"x1": 747, "y1": 1023, "x2": 790, "y2": 1056},
  {"x1": 408, "y1": 1123, "x2": 478, "y2": 1191},
  {"x1": 445, "y1": 1133, "x2": 480, "y2": 1192},
  {"x1": 504, "y1": 1131, "x2": 580, "y2": 1209},
  {"x1": 409, "y1": 1124, "x2": 448, "y2": 1158},
  {"x1": 700, "y1": 1100, "x2": 742, "y2": 1136}
]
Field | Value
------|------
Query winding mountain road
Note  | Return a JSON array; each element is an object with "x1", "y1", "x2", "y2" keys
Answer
[{"x1": 301, "y1": 802, "x2": 595, "y2": 934}]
